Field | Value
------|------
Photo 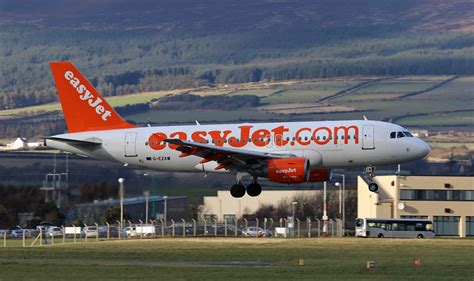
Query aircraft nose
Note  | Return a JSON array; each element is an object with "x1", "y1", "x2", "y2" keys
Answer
[{"x1": 415, "y1": 139, "x2": 430, "y2": 159}]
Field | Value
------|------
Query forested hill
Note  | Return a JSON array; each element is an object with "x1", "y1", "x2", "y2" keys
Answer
[
  {"x1": 1, "y1": 0, "x2": 473, "y2": 33},
  {"x1": 0, "y1": 0, "x2": 473, "y2": 110}
]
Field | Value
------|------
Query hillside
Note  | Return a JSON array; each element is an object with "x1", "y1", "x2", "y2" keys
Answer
[
  {"x1": 1, "y1": 0, "x2": 473, "y2": 33},
  {"x1": 0, "y1": 0, "x2": 473, "y2": 111}
]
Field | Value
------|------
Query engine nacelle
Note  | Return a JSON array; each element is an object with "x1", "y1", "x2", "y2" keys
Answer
[
  {"x1": 267, "y1": 158, "x2": 310, "y2": 184},
  {"x1": 265, "y1": 158, "x2": 331, "y2": 184},
  {"x1": 307, "y1": 168, "x2": 331, "y2": 182}
]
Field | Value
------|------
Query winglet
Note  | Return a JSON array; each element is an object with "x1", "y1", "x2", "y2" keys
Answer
[{"x1": 50, "y1": 62, "x2": 138, "y2": 133}]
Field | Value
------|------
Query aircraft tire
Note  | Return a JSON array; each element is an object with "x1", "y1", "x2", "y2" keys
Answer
[
  {"x1": 368, "y1": 183, "x2": 379, "y2": 193},
  {"x1": 230, "y1": 183, "x2": 246, "y2": 198},
  {"x1": 247, "y1": 183, "x2": 262, "y2": 197}
]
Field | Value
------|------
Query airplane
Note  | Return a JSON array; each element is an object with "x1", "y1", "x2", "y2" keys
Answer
[{"x1": 45, "y1": 62, "x2": 430, "y2": 198}]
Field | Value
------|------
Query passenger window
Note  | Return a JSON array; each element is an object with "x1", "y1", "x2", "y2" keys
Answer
[
  {"x1": 390, "y1": 132, "x2": 396, "y2": 139},
  {"x1": 397, "y1": 132, "x2": 405, "y2": 138}
]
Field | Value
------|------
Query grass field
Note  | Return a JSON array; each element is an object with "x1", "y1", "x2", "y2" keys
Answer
[
  {"x1": 0, "y1": 91, "x2": 169, "y2": 117},
  {"x1": 0, "y1": 238, "x2": 472, "y2": 280},
  {"x1": 127, "y1": 109, "x2": 279, "y2": 124},
  {"x1": 0, "y1": 75, "x2": 473, "y2": 127}
]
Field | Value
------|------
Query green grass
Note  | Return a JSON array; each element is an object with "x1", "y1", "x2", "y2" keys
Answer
[
  {"x1": 261, "y1": 81, "x2": 359, "y2": 104},
  {"x1": 0, "y1": 91, "x2": 168, "y2": 117},
  {"x1": 397, "y1": 114, "x2": 474, "y2": 127},
  {"x1": 127, "y1": 109, "x2": 279, "y2": 124},
  {"x1": 228, "y1": 88, "x2": 280, "y2": 97},
  {"x1": 408, "y1": 77, "x2": 474, "y2": 101},
  {"x1": 0, "y1": 238, "x2": 472, "y2": 280},
  {"x1": 1, "y1": 75, "x2": 473, "y2": 127}
]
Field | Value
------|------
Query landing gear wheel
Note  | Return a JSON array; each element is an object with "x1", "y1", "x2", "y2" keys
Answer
[
  {"x1": 230, "y1": 182, "x2": 246, "y2": 198},
  {"x1": 368, "y1": 183, "x2": 379, "y2": 193},
  {"x1": 246, "y1": 182, "x2": 262, "y2": 197}
]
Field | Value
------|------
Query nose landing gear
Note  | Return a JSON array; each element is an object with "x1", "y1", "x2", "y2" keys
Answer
[{"x1": 366, "y1": 166, "x2": 379, "y2": 193}]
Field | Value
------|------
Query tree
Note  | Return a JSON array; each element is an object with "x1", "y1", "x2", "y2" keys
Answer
[{"x1": 102, "y1": 206, "x2": 128, "y2": 224}]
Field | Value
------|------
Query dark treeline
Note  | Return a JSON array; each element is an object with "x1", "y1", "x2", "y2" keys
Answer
[
  {"x1": 0, "y1": 182, "x2": 119, "y2": 228},
  {"x1": 154, "y1": 94, "x2": 260, "y2": 111},
  {"x1": 1, "y1": 25, "x2": 473, "y2": 110}
]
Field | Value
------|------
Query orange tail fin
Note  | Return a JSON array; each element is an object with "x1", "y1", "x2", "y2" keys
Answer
[{"x1": 50, "y1": 62, "x2": 137, "y2": 133}]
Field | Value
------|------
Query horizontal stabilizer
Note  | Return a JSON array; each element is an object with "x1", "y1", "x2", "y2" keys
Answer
[{"x1": 44, "y1": 136, "x2": 102, "y2": 147}]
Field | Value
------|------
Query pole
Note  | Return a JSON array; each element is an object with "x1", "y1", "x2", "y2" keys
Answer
[
  {"x1": 342, "y1": 174, "x2": 345, "y2": 234},
  {"x1": 118, "y1": 178, "x2": 125, "y2": 226},
  {"x1": 292, "y1": 202, "x2": 298, "y2": 237},
  {"x1": 333, "y1": 174, "x2": 346, "y2": 234},
  {"x1": 338, "y1": 183, "x2": 342, "y2": 215},
  {"x1": 323, "y1": 181, "x2": 328, "y2": 237},
  {"x1": 163, "y1": 196, "x2": 168, "y2": 228},
  {"x1": 144, "y1": 191, "x2": 150, "y2": 224}
]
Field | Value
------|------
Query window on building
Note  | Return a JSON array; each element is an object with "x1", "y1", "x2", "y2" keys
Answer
[
  {"x1": 223, "y1": 214, "x2": 236, "y2": 224},
  {"x1": 400, "y1": 189, "x2": 474, "y2": 201},
  {"x1": 467, "y1": 217, "x2": 474, "y2": 236},
  {"x1": 433, "y1": 216, "x2": 460, "y2": 236},
  {"x1": 203, "y1": 214, "x2": 217, "y2": 223}
]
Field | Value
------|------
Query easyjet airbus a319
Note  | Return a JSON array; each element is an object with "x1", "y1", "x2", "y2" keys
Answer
[{"x1": 45, "y1": 62, "x2": 430, "y2": 197}]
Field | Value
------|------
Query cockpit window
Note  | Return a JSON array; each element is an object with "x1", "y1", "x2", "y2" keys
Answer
[
  {"x1": 397, "y1": 132, "x2": 405, "y2": 138},
  {"x1": 403, "y1": 131, "x2": 413, "y2": 137},
  {"x1": 390, "y1": 132, "x2": 396, "y2": 139}
]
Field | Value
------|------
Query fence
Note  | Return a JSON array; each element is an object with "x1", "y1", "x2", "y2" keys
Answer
[{"x1": 0, "y1": 218, "x2": 344, "y2": 247}]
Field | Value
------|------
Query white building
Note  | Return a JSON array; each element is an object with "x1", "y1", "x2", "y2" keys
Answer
[
  {"x1": 202, "y1": 190, "x2": 320, "y2": 221},
  {"x1": 4, "y1": 137, "x2": 42, "y2": 150}
]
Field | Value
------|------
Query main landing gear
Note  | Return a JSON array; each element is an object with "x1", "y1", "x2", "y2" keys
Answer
[
  {"x1": 366, "y1": 166, "x2": 379, "y2": 193},
  {"x1": 230, "y1": 178, "x2": 262, "y2": 198}
]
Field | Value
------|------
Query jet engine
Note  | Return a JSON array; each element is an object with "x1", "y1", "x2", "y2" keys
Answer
[{"x1": 264, "y1": 158, "x2": 331, "y2": 184}]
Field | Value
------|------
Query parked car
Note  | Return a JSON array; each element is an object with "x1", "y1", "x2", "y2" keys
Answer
[
  {"x1": 45, "y1": 226, "x2": 63, "y2": 237},
  {"x1": 83, "y1": 226, "x2": 99, "y2": 238},
  {"x1": 123, "y1": 226, "x2": 137, "y2": 238},
  {"x1": 242, "y1": 227, "x2": 272, "y2": 237}
]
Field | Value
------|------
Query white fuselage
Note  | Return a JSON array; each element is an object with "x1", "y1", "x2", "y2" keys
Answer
[{"x1": 46, "y1": 120, "x2": 430, "y2": 174}]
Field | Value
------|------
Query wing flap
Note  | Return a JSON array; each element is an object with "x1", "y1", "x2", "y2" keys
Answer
[{"x1": 164, "y1": 139, "x2": 295, "y2": 171}]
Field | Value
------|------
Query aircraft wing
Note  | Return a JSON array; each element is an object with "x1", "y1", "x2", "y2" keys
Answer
[{"x1": 164, "y1": 139, "x2": 295, "y2": 170}]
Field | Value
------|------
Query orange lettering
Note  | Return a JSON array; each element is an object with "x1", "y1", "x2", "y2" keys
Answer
[
  {"x1": 209, "y1": 130, "x2": 232, "y2": 146},
  {"x1": 191, "y1": 131, "x2": 207, "y2": 144},
  {"x1": 334, "y1": 125, "x2": 359, "y2": 144},
  {"x1": 169, "y1": 131, "x2": 187, "y2": 149},
  {"x1": 313, "y1": 127, "x2": 331, "y2": 145},
  {"x1": 271, "y1": 126, "x2": 289, "y2": 146},
  {"x1": 296, "y1": 127, "x2": 311, "y2": 145},
  {"x1": 228, "y1": 125, "x2": 253, "y2": 148},
  {"x1": 252, "y1": 129, "x2": 271, "y2": 147},
  {"x1": 148, "y1": 132, "x2": 167, "y2": 150}
]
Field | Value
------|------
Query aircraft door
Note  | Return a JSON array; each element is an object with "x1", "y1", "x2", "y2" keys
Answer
[
  {"x1": 125, "y1": 132, "x2": 138, "y2": 157},
  {"x1": 362, "y1": 125, "x2": 375, "y2": 150}
]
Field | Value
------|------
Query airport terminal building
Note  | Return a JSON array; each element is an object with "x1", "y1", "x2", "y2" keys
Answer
[{"x1": 358, "y1": 175, "x2": 474, "y2": 237}]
